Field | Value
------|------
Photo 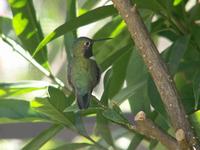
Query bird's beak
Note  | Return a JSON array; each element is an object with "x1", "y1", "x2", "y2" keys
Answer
[{"x1": 93, "y1": 38, "x2": 112, "y2": 43}]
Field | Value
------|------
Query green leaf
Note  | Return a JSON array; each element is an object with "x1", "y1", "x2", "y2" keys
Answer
[
  {"x1": 192, "y1": 26, "x2": 200, "y2": 54},
  {"x1": 149, "y1": 139, "x2": 158, "y2": 150},
  {"x1": 127, "y1": 134, "x2": 143, "y2": 150},
  {"x1": 100, "y1": 47, "x2": 132, "y2": 105},
  {"x1": 147, "y1": 76, "x2": 168, "y2": 118},
  {"x1": 22, "y1": 124, "x2": 63, "y2": 150},
  {"x1": 8, "y1": 0, "x2": 49, "y2": 67},
  {"x1": 0, "y1": 81, "x2": 51, "y2": 98},
  {"x1": 82, "y1": 0, "x2": 99, "y2": 10},
  {"x1": 51, "y1": 143, "x2": 92, "y2": 150},
  {"x1": 100, "y1": 68, "x2": 112, "y2": 105},
  {"x1": 189, "y1": 4, "x2": 200, "y2": 22},
  {"x1": 126, "y1": 48, "x2": 150, "y2": 114},
  {"x1": 107, "y1": 47, "x2": 132, "y2": 99},
  {"x1": 0, "y1": 17, "x2": 20, "y2": 47},
  {"x1": 168, "y1": 35, "x2": 191, "y2": 75},
  {"x1": 48, "y1": 86, "x2": 73, "y2": 111},
  {"x1": 0, "y1": 17, "x2": 11, "y2": 33},
  {"x1": 190, "y1": 110, "x2": 200, "y2": 139},
  {"x1": 95, "y1": 112, "x2": 114, "y2": 146},
  {"x1": 32, "y1": 93, "x2": 88, "y2": 136},
  {"x1": 100, "y1": 44, "x2": 132, "y2": 71},
  {"x1": 102, "y1": 108, "x2": 129, "y2": 126},
  {"x1": 134, "y1": 0, "x2": 164, "y2": 12},
  {"x1": 173, "y1": 0, "x2": 183, "y2": 6},
  {"x1": 31, "y1": 98, "x2": 75, "y2": 129},
  {"x1": 64, "y1": 0, "x2": 77, "y2": 62},
  {"x1": 112, "y1": 80, "x2": 146, "y2": 105},
  {"x1": 174, "y1": 72, "x2": 196, "y2": 113},
  {"x1": 93, "y1": 16, "x2": 122, "y2": 39},
  {"x1": 74, "y1": 112, "x2": 88, "y2": 136},
  {"x1": 95, "y1": 29, "x2": 131, "y2": 71},
  {"x1": 193, "y1": 71, "x2": 200, "y2": 110},
  {"x1": 34, "y1": 5, "x2": 117, "y2": 56},
  {"x1": 0, "y1": 99, "x2": 47, "y2": 123}
]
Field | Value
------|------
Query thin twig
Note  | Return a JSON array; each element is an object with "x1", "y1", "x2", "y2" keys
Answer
[{"x1": 111, "y1": 0, "x2": 199, "y2": 149}]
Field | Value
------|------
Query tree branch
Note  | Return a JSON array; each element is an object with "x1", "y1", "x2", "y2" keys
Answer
[
  {"x1": 176, "y1": 129, "x2": 189, "y2": 150},
  {"x1": 134, "y1": 111, "x2": 178, "y2": 150},
  {"x1": 111, "y1": 0, "x2": 199, "y2": 149}
]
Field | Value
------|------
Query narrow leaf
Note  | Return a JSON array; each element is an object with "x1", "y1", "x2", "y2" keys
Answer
[
  {"x1": 107, "y1": 47, "x2": 132, "y2": 99},
  {"x1": 34, "y1": 5, "x2": 117, "y2": 56},
  {"x1": 22, "y1": 124, "x2": 63, "y2": 150},
  {"x1": 8, "y1": 0, "x2": 49, "y2": 67},
  {"x1": 168, "y1": 35, "x2": 190, "y2": 75},
  {"x1": 48, "y1": 87, "x2": 73, "y2": 111},
  {"x1": 102, "y1": 108, "x2": 129, "y2": 126},
  {"x1": 112, "y1": 80, "x2": 146, "y2": 105},
  {"x1": 95, "y1": 112, "x2": 114, "y2": 146},
  {"x1": 127, "y1": 134, "x2": 143, "y2": 150},
  {"x1": 64, "y1": 0, "x2": 77, "y2": 62},
  {"x1": 190, "y1": 110, "x2": 200, "y2": 139},
  {"x1": 31, "y1": 98, "x2": 75, "y2": 129},
  {"x1": 0, "y1": 99, "x2": 47, "y2": 123},
  {"x1": 126, "y1": 48, "x2": 150, "y2": 114},
  {"x1": 193, "y1": 71, "x2": 200, "y2": 110}
]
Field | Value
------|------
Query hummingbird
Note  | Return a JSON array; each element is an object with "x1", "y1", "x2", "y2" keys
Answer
[{"x1": 67, "y1": 37, "x2": 111, "y2": 109}]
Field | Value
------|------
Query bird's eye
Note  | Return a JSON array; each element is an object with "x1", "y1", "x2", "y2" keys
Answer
[{"x1": 84, "y1": 41, "x2": 90, "y2": 47}]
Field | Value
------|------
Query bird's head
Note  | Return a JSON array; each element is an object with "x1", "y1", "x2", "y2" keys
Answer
[{"x1": 72, "y1": 37, "x2": 111, "y2": 58}]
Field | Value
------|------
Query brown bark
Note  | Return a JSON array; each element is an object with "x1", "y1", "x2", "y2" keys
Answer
[
  {"x1": 135, "y1": 111, "x2": 178, "y2": 150},
  {"x1": 111, "y1": 0, "x2": 199, "y2": 149}
]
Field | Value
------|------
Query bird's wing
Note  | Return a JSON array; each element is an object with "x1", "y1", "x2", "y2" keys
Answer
[{"x1": 89, "y1": 59, "x2": 101, "y2": 88}]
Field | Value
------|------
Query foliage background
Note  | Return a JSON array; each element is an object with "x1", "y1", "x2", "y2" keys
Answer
[{"x1": 0, "y1": 0, "x2": 200, "y2": 149}]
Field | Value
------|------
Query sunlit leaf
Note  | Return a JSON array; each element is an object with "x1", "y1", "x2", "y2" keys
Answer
[
  {"x1": 173, "y1": 0, "x2": 182, "y2": 6},
  {"x1": 190, "y1": 110, "x2": 200, "y2": 139},
  {"x1": 8, "y1": 0, "x2": 49, "y2": 67},
  {"x1": 22, "y1": 124, "x2": 63, "y2": 150},
  {"x1": 34, "y1": 5, "x2": 117, "y2": 56},
  {"x1": 0, "y1": 99, "x2": 47, "y2": 123},
  {"x1": 0, "y1": 81, "x2": 52, "y2": 98},
  {"x1": 31, "y1": 98, "x2": 75, "y2": 129}
]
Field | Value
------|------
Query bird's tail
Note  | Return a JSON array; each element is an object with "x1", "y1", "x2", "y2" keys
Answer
[{"x1": 76, "y1": 93, "x2": 91, "y2": 109}]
